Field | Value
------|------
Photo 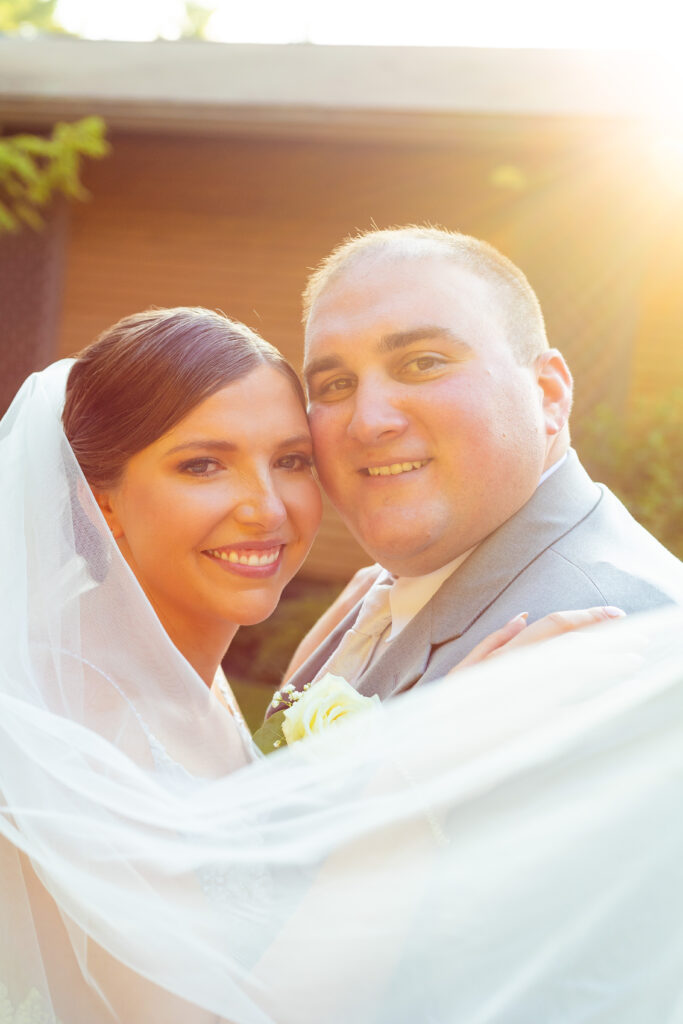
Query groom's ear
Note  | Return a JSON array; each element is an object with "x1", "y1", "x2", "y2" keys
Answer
[
  {"x1": 534, "y1": 349, "x2": 573, "y2": 436},
  {"x1": 92, "y1": 489, "x2": 125, "y2": 540}
]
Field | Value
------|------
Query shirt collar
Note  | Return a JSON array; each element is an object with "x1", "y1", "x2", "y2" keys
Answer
[
  {"x1": 383, "y1": 453, "x2": 568, "y2": 640},
  {"x1": 388, "y1": 547, "x2": 476, "y2": 640},
  {"x1": 538, "y1": 452, "x2": 567, "y2": 486}
]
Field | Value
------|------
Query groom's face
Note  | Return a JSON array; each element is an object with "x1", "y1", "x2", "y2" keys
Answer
[{"x1": 304, "y1": 255, "x2": 553, "y2": 577}]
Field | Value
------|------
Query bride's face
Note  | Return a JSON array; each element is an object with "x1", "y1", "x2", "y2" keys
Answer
[{"x1": 96, "y1": 364, "x2": 322, "y2": 635}]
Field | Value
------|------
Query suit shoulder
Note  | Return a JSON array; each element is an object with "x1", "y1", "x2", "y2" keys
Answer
[{"x1": 539, "y1": 489, "x2": 683, "y2": 611}]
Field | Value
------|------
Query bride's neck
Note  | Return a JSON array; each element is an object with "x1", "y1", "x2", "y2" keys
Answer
[
  {"x1": 176, "y1": 628, "x2": 239, "y2": 687},
  {"x1": 158, "y1": 612, "x2": 238, "y2": 687}
]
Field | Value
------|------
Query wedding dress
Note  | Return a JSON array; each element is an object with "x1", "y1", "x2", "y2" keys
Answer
[{"x1": 2, "y1": 362, "x2": 683, "y2": 1023}]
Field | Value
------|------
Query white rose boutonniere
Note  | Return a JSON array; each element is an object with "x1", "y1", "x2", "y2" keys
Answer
[
  {"x1": 282, "y1": 674, "x2": 380, "y2": 744},
  {"x1": 252, "y1": 674, "x2": 380, "y2": 755}
]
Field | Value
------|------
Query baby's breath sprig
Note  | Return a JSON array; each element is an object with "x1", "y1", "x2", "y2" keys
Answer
[
  {"x1": 262, "y1": 683, "x2": 312, "y2": 750},
  {"x1": 268, "y1": 681, "x2": 311, "y2": 711}
]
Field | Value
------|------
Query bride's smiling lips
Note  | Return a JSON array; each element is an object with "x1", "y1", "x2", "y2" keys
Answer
[{"x1": 202, "y1": 539, "x2": 286, "y2": 578}]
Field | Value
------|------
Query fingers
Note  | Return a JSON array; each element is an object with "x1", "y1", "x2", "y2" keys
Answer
[
  {"x1": 448, "y1": 613, "x2": 529, "y2": 672},
  {"x1": 446, "y1": 606, "x2": 625, "y2": 675},
  {"x1": 504, "y1": 606, "x2": 625, "y2": 651}
]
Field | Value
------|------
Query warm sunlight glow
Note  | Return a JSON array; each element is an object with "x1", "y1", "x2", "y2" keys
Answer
[
  {"x1": 652, "y1": 136, "x2": 683, "y2": 194},
  {"x1": 56, "y1": 0, "x2": 186, "y2": 41},
  {"x1": 55, "y1": 0, "x2": 681, "y2": 50}
]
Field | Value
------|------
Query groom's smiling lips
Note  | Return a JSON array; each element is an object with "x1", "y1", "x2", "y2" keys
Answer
[
  {"x1": 202, "y1": 539, "x2": 286, "y2": 578},
  {"x1": 359, "y1": 458, "x2": 432, "y2": 478}
]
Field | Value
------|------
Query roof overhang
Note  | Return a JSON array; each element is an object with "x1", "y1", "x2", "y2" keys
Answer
[{"x1": 1, "y1": 39, "x2": 680, "y2": 142}]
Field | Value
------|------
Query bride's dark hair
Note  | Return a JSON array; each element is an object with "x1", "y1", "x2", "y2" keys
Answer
[{"x1": 62, "y1": 306, "x2": 305, "y2": 489}]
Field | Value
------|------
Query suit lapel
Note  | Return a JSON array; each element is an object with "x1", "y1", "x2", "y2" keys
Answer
[
  {"x1": 429, "y1": 451, "x2": 602, "y2": 645},
  {"x1": 360, "y1": 451, "x2": 602, "y2": 696}
]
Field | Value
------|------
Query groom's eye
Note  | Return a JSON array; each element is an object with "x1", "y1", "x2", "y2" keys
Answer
[
  {"x1": 314, "y1": 376, "x2": 355, "y2": 399},
  {"x1": 400, "y1": 353, "x2": 448, "y2": 377}
]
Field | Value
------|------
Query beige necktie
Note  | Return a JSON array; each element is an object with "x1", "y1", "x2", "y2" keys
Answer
[{"x1": 314, "y1": 577, "x2": 394, "y2": 686}]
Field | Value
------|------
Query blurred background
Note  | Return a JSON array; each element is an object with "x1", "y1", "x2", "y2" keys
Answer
[{"x1": 1, "y1": 1, "x2": 681, "y2": 722}]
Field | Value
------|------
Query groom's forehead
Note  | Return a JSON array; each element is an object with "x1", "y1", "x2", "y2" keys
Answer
[{"x1": 304, "y1": 255, "x2": 494, "y2": 351}]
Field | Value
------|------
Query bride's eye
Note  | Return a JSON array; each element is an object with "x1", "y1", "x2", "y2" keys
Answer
[
  {"x1": 276, "y1": 453, "x2": 314, "y2": 471},
  {"x1": 178, "y1": 458, "x2": 222, "y2": 477}
]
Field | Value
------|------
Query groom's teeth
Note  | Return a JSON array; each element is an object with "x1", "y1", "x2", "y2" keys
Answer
[
  {"x1": 208, "y1": 548, "x2": 280, "y2": 565},
  {"x1": 367, "y1": 460, "x2": 427, "y2": 477}
]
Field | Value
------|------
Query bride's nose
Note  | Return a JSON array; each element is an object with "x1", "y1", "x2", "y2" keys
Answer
[{"x1": 231, "y1": 471, "x2": 287, "y2": 531}]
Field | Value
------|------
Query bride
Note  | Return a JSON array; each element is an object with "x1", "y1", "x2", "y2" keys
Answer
[{"x1": 1, "y1": 306, "x2": 682, "y2": 1023}]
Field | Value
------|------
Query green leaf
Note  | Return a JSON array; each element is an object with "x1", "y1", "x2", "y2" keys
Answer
[
  {"x1": 11, "y1": 134, "x2": 53, "y2": 156},
  {"x1": 0, "y1": 200, "x2": 19, "y2": 232},
  {"x1": 0, "y1": 0, "x2": 62, "y2": 33},
  {"x1": 0, "y1": 117, "x2": 109, "y2": 235},
  {"x1": 251, "y1": 710, "x2": 288, "y2": 756},
  {"x1": 14, "y1": 203, "x2": 45, "y2": 230},
  {"x1": 0, "y1": 149, "x2": 40, "y2": 184}
]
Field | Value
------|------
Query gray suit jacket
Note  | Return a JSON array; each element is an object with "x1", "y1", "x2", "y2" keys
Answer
[{"x1": 286, "y1": 451, "x2": 683, "y2": 702}]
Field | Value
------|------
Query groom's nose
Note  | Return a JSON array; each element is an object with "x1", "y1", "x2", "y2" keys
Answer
[{"x1": 347, "y1": 377, "x2": 409, "y2": 445}]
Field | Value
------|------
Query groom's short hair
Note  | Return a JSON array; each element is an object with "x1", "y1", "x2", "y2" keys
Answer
[{"x1": 303, "y1": 225, "x2": 549, "y2": 365}]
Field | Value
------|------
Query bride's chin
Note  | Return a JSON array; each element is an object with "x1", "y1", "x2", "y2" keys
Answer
[{"x1": 219, "y1": 593, "x2": 283, "y2": 628}]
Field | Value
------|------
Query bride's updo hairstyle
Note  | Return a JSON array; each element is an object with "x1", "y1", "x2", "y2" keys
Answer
[{"x1": 62, "y1": 306, "x2": 305, "y2": 489}]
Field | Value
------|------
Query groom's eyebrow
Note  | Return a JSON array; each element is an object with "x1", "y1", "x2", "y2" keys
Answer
[
  {"x1": 305, "y1": 327, "x2": 471, "y2": 383},
  {"x1": 303, "y1": 354, "x2": 343, "y2": 384},
  {"x1": 377, "y1": 326, "x2": 472, "y2": 354}
]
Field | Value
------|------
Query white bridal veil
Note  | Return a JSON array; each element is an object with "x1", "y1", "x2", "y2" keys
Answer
[{"x1": 2, "y1": 362, "x2": 683, "y2": 1024}]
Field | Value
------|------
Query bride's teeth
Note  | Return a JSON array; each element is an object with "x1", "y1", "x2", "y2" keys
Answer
[{"x1": 209, "y1": 547, "x2": 280, "y2": 565}]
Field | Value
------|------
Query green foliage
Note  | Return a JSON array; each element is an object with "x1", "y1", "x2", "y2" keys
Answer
[
  {"x1": 577, "y1": 389, "x2": 683, "y2": 559},
  {"x1": 251, "y1": 710, "x2": 287, "y2": 755},
  {"x1": 224, "y1": 578, "x2": 343, "y2": 690},
  {"x1": 0, "y1": 0, "x2": 64, "y2": 33},
  {"x1": 225, "y1": 578, "x2": 343, "y2": 730},
  {"x1": 180, "y1": 2, "x2": 215, "y2": 39},
  {"x1": 0, "y1": 117, "x2": 110, "y2": 234}
]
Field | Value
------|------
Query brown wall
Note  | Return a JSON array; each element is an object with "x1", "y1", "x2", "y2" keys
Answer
[{"x1": 56, "y1": 123, "x2": 683, "y2": 579}]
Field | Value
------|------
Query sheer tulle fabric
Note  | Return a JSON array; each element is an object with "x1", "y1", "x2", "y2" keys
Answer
[{"x1": 1, "y1": 363, "x2": 683, "y2": 1023}]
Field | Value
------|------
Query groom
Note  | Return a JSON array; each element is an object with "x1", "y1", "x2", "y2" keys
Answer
[{"x1": 282, "y1": 226, "x2": 683, "y2": 701}]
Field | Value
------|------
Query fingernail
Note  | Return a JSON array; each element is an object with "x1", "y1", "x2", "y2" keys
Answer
[
  {"x1": 512, "y1": 612, "x2": 529, "y2": 624},
  {"x1": 603, "y1": 606, "x2": 625, "y2": 618}
]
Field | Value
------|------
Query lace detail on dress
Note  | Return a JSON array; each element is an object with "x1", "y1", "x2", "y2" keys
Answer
[
  {"x1": 0, "y1": 984, "x2": 63, "y2": 1024},
  {"x1": 196, "y1": 809, "x2": 273, "y2": 909},
  {"x1": 211, "y1": 671, "x2": 255, "y2": 752},
  {"x1": 195, "y1": 822, "x2": 275, "y2": 967}
]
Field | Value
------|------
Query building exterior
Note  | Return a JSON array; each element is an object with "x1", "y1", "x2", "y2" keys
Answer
[{"x1": 1, "y1": 39, "x2": 681, "y2": 579}]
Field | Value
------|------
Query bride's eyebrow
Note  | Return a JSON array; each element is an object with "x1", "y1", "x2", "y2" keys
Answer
[
  {"x1": 165, "y1": 434, "x2": 312, "y2": 457},
  {"x1": 164, "y1": 440, "x2": 237, "y2": 456}
]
